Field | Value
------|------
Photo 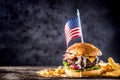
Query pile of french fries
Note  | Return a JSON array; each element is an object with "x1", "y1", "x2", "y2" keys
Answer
[
  {"x1": 100, "y1": 57, "x2": 120, "y2": 77},
  {"x1": 36, "y1": 57, "x2": 120, "y2": 77},
  {"x1": 36, "y1": 66, "x2": 66, "y2": 77}
]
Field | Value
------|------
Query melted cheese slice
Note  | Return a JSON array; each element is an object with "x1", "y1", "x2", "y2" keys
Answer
[{"x1": 86, "y1": 56, "x2": 96, "y2": 63}]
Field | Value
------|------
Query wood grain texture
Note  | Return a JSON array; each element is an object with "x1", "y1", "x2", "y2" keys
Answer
[{"x1": 0, "y1": 66, "x2": 120, "y2": 80}]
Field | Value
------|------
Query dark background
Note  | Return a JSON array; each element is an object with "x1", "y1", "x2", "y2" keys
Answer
[{"x1": 0, "y1": 0, "x2": 120, "y2": 66}]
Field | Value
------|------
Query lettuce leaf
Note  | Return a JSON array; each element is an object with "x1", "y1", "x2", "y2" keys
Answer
[
  {"x1": 63, "y1": 61, "x2": 70, "y2": 69},
  {"x1": 85, "y1": 65, "x2": 100, "y2": 71}
]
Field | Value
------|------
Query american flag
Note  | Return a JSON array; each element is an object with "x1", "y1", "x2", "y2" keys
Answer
[{"x1": 64, "y1": 16, "x2": 81, "y2": 46}]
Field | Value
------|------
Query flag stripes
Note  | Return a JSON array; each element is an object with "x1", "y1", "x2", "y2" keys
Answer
[{"x1": 64, "y1": 17, "x2": 81, "y2": 46}]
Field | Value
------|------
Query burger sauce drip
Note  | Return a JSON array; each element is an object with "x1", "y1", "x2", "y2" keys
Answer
[
  {"x1": 75, "y1": 56, "x2": 87, "y2": 69},
  {"x1": 96, "y1": 57, "x2": 99, "y2": 64},
  {"x1": 83, "y1": 57, "x2": 87, "y2": 68},
  {"x1": 75, "y1": 56, "x2": 82, "y2": 69}
]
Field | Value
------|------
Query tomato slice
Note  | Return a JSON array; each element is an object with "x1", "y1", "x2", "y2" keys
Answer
[{"x1": 70, "y1": 65, "x2": 79, "y2": 70}]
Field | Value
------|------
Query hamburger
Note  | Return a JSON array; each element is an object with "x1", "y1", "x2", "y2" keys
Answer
[{"x1": 63, "y1": 42, "x2": 103, "y2": 77}]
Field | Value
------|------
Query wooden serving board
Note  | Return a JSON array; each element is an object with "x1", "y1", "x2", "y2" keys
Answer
[{"x1": 0, "y1": 66, "x2": 120, "y2": 80}]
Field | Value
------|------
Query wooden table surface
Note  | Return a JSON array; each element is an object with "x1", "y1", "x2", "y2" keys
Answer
[{"x1": 0, "y1": 66, "x2": 120, "y2": 80}]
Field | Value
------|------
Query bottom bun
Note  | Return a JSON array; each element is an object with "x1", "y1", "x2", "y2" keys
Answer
[
  {"x1": 64, "y1": 67, "x2": 82, "y2": 77},
  {"x1": 64, "y1": 67, "x2": 104, "y2": 77}
]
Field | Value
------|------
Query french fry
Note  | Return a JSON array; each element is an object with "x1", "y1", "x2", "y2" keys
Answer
[
  {"x1": 36, "y1": 66, "x2": 66, "y2": 77},
  {"x1": 55, "y1": 68, "x2": 61, "y2": 73},
  {"x1": 108, "y1": 57, "x2": 117, "y2": 70},
  {"x1": 53, "y1": 72, "x2": 61, "y2": 76},
  {"x1": 48, "y1": 70, "x2": 54, "y2": 75},
  {"x1": 112, "y1": 68, "x2": 120, "y2": 74},
  {"x1": 102, "y1": 57, "x2": 120, "y2": 77},
  {"x1": 59, "y1": 69, "x2": 65, "y2": 74},
  {"x1": 103, "y1": 68, "x2": 120, "y2": 77},
  {"x1": 102, "y1": 64, "x2": 114, "y2": 72},
  {"x1": 37, "y1": 71, "x2": 47, "y2": 77},
  {"x1": 99, "y1": 62, "x2": 108, "y2": 67}
]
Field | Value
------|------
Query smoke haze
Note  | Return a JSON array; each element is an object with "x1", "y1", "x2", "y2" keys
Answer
[{"x1": 0, "y1": 0, "x2": 120, "y2": 66}]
